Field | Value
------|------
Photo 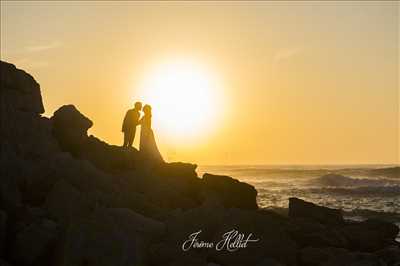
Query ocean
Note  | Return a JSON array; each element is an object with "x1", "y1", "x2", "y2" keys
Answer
[{"x1": 197, "y1": 165, "x2": 400, "y2": 240}]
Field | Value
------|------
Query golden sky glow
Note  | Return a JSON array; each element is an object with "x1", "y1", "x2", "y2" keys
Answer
[{"x1": 1, "y1": 1, "x2": 398, "y2": 164}]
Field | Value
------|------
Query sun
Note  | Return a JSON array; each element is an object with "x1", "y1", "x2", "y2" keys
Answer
[{"x1": 138, "y1": 59, "x2": 222, "y2": 141}]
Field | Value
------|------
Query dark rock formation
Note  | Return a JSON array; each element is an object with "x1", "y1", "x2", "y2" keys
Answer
[
  {"x1": 202, "y1": 173, "x2": 258, "y2": 210},
  {"x1": 300, "y1": 247, "x2": 387, "y2": 266},
  {"x1": 0, "y1": 211, "x2": 6, "y2": 256},
  {"x1": 287, "y1": 217, "x2": 348, "y2": 249},
  {"x1": 289, "y1": 197, "x2": 344, "y2": 226},
  {"x1": 11, "y1": 218, "x2": 59, "y2": 265},
  {"x1": 1, "y1": 60, "x2": 399, "y2": 266},
  {"x1": 57, "y1": 208, "x2": 164, "y2": 266},
  {"x1": 0, "y1": 61, "x2": 44, "y2": 114},
  {"x1": 51, "y1": 105, "x2": 92, "y2": 156},
  {"x1": 151, "y1": 204, "x2": 297, "y2": 266},
  {"x1": 341, "y1": 219, "x2": 400, "y2": 252}
]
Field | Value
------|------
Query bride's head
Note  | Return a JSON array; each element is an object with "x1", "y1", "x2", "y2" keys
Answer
[{"x1": 143, "y1": 104, "x2": 152, "y2": 116}]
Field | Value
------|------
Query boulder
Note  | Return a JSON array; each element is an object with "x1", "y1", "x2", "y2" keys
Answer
[
  {"x1": 149, "y1": 202, "x2": 226, "y2": 266},
  {"x1": 1, "y1": 61, "x2": 59, "y2": 160},
  {"x1": 208, "y1": 209, "x2": 297, "y2": 266},
  {"x1": 154, "y1": 204, "x2": 296, "y2": 266},
  {"x1": 289, "y1": 198, "x2": 343, "y2": 226},
  {"x1": 145, "y1": 163, "x2": 202, "y2": 210},
  {"x1": 11, "y1": 218, "x2": 59, "y2": 265},
  {"x1": 322, "y1": 252, "x2": 386, "y2": 266},
  {"x1": 256, "y1": 258, "x2": 286, "y2": 266},
  {"x1": 0, "y1": 174, "x2": 21, "y2": 213},
  {"x1": 341, "y1": 219, "x2": 399, "y2": 252},
  {"x1": 51, "y1": 105, "x2": 92, "y2": 155},
  {"x1": 300, "y1": 247, "x2": 391, "y2": 266},
  {"x1": 374, "y1": 246, "x2": 400, "y2": 266},
  {"x1": 1, "y1": 60, "x2": 44, "y2": 114},
  {"x1": 79, "y1": 135, "x2": 141, "y2": 172},
  {"x1": 44, "y1": 179, "x2": 96, "y2": 225},
  {"x1": 57, "y1": 208, "x2": 164, "y2": 266},
  {"x1": 0, "y1": 258, "x2": 11, "y2": 266},
  {"x1": 299, "y1": 247, "x2": 350, "y2": 266},
  {"x1": 202, "y1": 173, "x2": 258, "y2": 210},
  {"x1": 0, "y1": 211, "x2": 6, "y2": 256},
  {"x1": 288, "y1": 217, "x2": 348, "y2": 248}
]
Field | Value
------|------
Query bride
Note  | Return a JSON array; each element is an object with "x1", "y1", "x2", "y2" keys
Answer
[{"x1": 139, "y1": 104, "x2": 164, "y2": 163}]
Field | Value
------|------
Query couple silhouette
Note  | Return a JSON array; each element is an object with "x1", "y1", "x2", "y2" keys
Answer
[{"x1": 122, "y1": 101, "x2": 163, "y2": 162}]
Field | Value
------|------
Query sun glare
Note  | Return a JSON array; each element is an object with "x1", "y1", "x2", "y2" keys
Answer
[{"x1": 138, "y1": 59, "x2": 222, "y2": 141}]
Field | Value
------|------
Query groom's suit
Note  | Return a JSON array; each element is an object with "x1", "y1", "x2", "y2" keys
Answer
[{"x1": 122, "y1": 108, "x2": 140, "y2": 147}]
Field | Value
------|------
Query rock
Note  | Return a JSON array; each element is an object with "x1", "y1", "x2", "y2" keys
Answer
[
  {"x1": 157, "y1": 162, "x2": 198, "y2": 179},
  {"x1": 256, "y1": 258, "x2": 286, "y2": 266},
  {"x1": 322, "y1": 252, "x2": 387, "y2": 266},
  {"x1": 51, "y1": 105, "x2": 93, "y2": 155},
  {"x1": 342, "y1": 219, "x2": 400, "y2": 252},
  {"x1": 44, "y1": 179, "x2": 96, "y2": 225},
  {"x1": 299, "y1": 247, "x2": 350, "y2": 266},
  {"x1": 152, "y1": 206, "x2": 295, "y2": 266},
  {"x1": 150, "y1": 203, "x2": 226, "y2": 266},
  {"x1": 208, "y1": 209, "x2": 297, "y2": 266},
  {"x1": 12, "y1": 218, "x2": 59, "y2": 265},
  {"x1": 299, "y1": 247, "x2": 386, "y2": 266},
  {"x1": 289, "y1": 198, "x2": 343, "y2": 226},
  {"x1": 110, "y1": 188, "x2": 167, "y2": 220},
  {"x1": 0, "y1": 211, "x2": 6, "y2": 256},
  {"x1": 1, "y1": 60, "x2": 44, "y2": 114},
  {"x1": 288, "y1": 217, "x2": 348, "y2": 248},
  {"x1": 57, "y1": 208, "x2": 164, "y2": 266},
  {"x1": 146, "y1": 163, "x2": 202, "y2": 210},
  {"x1": 202, "y1": 173, "x2": 258, "y2": 210},
  {"x1": 51, "y1": 111, "x2": 142, "y2": 172},
  {"x1": 80, "y1": 135, "x2": 141, "y2": 172},
  {"x1": 1, "y1": 61, "x2": 59, "y2": 160},
  {"x1": 0, "y1": 258, "x2": 11, "y2": 266},
  {"x1": 0, "y1": 174, "x2": 21, "y2": 213},
  {"x1": 375, "y1": 246, "x2": 400, "y2": 266}
]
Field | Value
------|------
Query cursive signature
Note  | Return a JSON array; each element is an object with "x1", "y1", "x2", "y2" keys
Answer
[{"x1": 182, "y1": 229, "x2": 259, "y2": 252}]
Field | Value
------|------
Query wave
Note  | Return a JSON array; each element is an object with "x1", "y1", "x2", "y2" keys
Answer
[
  {"x1": 258, "y1": 185, "x2": 400, "y2": 197},
  {"x1": 307, "y1": 186, "x2": 400, "y2": 196},
  {"x1": 309, "y1": 174, "x2": 400, "y2": 188},
  {"x1": 198, "y1": 165, "x2": 400, "y2": 180}
]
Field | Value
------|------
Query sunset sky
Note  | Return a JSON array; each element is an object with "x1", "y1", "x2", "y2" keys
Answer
[{"x1": 1, "y1": 1, "x2": 398, "y2": 165}]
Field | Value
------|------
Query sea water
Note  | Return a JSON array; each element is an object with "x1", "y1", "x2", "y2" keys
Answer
[{"x1": 197, "y1": 165, "x2": 400, "y2": 240}]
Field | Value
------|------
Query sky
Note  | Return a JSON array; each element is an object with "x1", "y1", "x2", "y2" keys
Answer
[{"x1": 1, "y1": 1, "x2": 399, "y2": 165}]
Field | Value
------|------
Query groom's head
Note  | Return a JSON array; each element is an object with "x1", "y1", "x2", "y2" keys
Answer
[{"x1": 134, "y1": 101, "x2": 142, "y2": 110}]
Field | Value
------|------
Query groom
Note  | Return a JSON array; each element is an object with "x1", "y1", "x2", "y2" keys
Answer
[{"x1": 122, "y1": 101, "x2": 142, "y2": 148}]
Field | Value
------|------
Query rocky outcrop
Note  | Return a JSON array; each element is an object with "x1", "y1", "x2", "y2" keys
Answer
[
  {"x1": 151, "y1": 204, "x2": 297, "y2": 266},
  {"x1": 341, "y1": 219, "x2": 399, "y2": 252},
  {"x1": 1, "y1": 61, "x2": 59, "y2": 160},
  {"x1": 202, "y1": 173, "x2": 258, "y2": 210},
  {"x1": 57, "y1": 208, "x2": 164, "y2": 266},
  {"x1": 51, "y1": 105, "x2": 92, "y2": 156},
  {"x1": 11, "y1": 218, "x2": 59, "y2": 265},
  {"x1": 1, "y1": 60, "x2": 399, "y2": 266},
  {"x1": 60, "y1": 209, "x2": 164, "y2": 266},
  {"x1": 44, "y1": 179, "x2": 96, "y2": 225},
  {"x1": 0, "y1": 211, "x2": 6, "y2": 256},
  {"x1": 0, "y1": 61, "x2": 44, "y2": 114},
  {"x1": 299, "y1": 247, "x2": 387, "y2": 266},
  {"x1": 289, "y1": 197, "x2": 344, "y2": 226}
]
